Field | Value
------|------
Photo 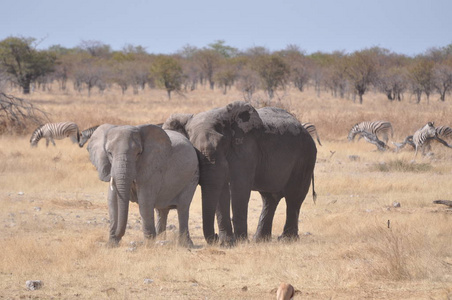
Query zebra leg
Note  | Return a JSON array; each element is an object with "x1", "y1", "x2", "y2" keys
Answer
[
  {"x1": 50, "y1": 137, "x2": 56, "y2": 146},
  {"x1": 45, "y1": 137, "x2": 50, "y2": 147}
]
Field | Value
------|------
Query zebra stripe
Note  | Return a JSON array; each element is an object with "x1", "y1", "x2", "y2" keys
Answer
[
  {"x1": 413, "y1": 122, "x2": 437, "y2": 157},
  {"x1": 302, "y1": 122, "x2": 322, "y2": 146},
  {"x1": 30, "y1": 122, "x2": 79, "y2": 147},
  {"x1": 348, "y1": 121, "x2": 393, "y2": 144},
  {"x1": 79, "y1": 125, "x2": 100, "y2": 147},
  {"x1": 436, "y1": 126, "x2": 452, "y2": 140}
]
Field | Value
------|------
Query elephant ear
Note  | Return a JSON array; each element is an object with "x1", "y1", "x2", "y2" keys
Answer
[
  {"x1": 136, "y1": 124, "x2": 172, "y2": 178},
  {"x1": 226, "y1": 101, "x2": 263, "y2": 134},
  {"x1": 87, "y1": 124, "x2": 116, "y2": 182},
  {"x1": 162, "y1": 114, "x2": 193, "y2": 138}
]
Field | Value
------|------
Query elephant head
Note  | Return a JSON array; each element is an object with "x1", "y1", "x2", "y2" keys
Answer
[
  {"x1": 163, "y1": 101, "x2": 263, "y2": 244},
  {"x1": 87, "y1": 124, "x2": 171, "y2": 245}
]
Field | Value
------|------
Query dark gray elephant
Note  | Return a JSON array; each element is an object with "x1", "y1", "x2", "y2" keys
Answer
[
  {"x1": 87, "y1": 124, "x2": 199, "y2": 247},
  {"x1": 163, "y1": 101, "x2": 317, "y2": 245}
]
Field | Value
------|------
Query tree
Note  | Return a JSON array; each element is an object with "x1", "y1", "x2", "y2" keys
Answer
[
  {"x1": 408, "y1": 57, "x2": 435, "y2": 103},
  {"x1": 151, "y1": 55, "x2": 183, "y2": 99},
  {"x1": 280, "y1": 45, "x2": 310, "y2": 92},
  {"x1": 194, "y1": 49, "x2": 222, "y2": 89},
  {"x1": 345, "y1": 49, "x2": 380, "y2": 104},
  {"x1": 0, "y1": 36, "x2": 56, "y2": 94},
  {"x1": 252, "y1": 54, "x2": 290, "y2": 100},
  {"x1": 433, "y1": 61, "x2": 452, "y2": 101}
]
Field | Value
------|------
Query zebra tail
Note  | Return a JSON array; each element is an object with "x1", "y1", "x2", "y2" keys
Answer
[{"x1": 312, "y1": 172, "x2": 316, "y2": 205}]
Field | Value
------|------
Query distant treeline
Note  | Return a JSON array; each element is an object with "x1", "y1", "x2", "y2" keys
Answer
[{"x1": 1, "y1": 36, "x2": 451, "y2": 103}]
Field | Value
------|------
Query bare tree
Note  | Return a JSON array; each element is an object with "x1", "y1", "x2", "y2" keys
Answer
[
  {"x1": 433, "y1": 62, "x2": 452, "y2": 101},
  {"x1": 0, "y1": 92, "x2": 49, "y2": 134}
]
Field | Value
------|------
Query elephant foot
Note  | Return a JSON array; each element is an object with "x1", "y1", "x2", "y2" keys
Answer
[
  {"x1": 107, "y1": 237, "x2": 121, "y2": 248},
  {"x1": 178, "y1": 234, "x2": 194, "y2": 248},
  {"x1": 219, "y1": 232, "x2": 236, "y2": 248},
  {"x1": 277, "y1": 233, "x2": 299, "y2": 242},
  {"x1": 205, "y1": 233, "x2": 219, "y2": 245},
  {"x1": 253, "y1": 233, "x2": 272, "y2": 243}
]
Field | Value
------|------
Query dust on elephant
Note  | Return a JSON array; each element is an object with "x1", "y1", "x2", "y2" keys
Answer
[
  {"x1": 87, "y1": 124, "x2": 199, "y2": 247},
  {"x1": 163, "y1": 101, "x2": 317, "y2": 245}
]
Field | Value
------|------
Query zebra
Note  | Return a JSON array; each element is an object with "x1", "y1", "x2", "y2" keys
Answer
[
  {"x1": 416, "y1": 125, "x2": 452, "y2": 155},
  {"x1": 301, "y1": 122, "x2": 322, "y2": 146},
  {"x1": 30, "y1": 122, "x2": 80, "y2": 147},
  {"x1": 348, "y1": 121, "x2": 393, "y2": 144},
  {"x1": 436, "y1": 125, "x2": 452, "y2": 141},
  {"x1": 78, "y1": 125, "x2": 100, "y2": 147}
]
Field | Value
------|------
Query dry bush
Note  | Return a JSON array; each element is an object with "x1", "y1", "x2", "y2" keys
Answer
[{"x1": 1, "y1": 84, "x2": 452, "y2": 299}]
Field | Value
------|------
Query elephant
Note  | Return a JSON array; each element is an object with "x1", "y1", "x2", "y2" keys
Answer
[
  {"x1": 87, "y1": 123, "x2": 199, "y2": 247},
  {"x1": 162, "y1": 101, "x2": 317, "y2": 245}
]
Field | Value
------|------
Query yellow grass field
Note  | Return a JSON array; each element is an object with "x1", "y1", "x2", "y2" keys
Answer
[{"x1": 1, "y1": 86, "x2": 452, "y2": 299}]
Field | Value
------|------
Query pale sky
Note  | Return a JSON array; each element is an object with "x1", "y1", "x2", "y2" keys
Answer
[{"x1": 2, "y1": 0, "x2": 451, "y2": 56}]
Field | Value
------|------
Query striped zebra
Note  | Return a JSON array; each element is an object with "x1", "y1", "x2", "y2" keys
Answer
[
  {"x1": 416, "y1": 124, "x2": 452, "y2": 155},
  {"x1": 30, "y1": 122, "x2": 79, "y2": 147},
  {"x1": 301, "y1": 122, "x2": 322, "y2": 146},
  {"x1": 79, "y1": 125, "x2": 100, "y2": 148},
  {"x1": 348, "y1": 121, "x2": 393, "y2": 144},
  {"x1": 413, "y1": 122, "x2": 440, "y2": 157},
  {"x1": 436, "y1": 125, "x2": 452, "y2": 141}
]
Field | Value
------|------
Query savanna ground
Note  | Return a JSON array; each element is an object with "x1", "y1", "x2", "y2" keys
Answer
[{"x1": 1, "y1": 85, "x2": 452, "y2": 300}]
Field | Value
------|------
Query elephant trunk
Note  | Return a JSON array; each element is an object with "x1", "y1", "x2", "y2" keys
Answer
[{"x1": 109, "y1": 155, "x2": 136, "y2": 244}]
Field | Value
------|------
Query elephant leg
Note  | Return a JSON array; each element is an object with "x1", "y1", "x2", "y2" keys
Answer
[
  {"x1": 216, "y1": 183, "x2": 234, "y2": 246},
  {"x1": 107, "y1": 187, "x2": 120, "y2": 246},
  {"x1": 229, "y1": 180, "x2": 252, "y2": 242},
  {"x1": 175, "y1": 182, "x2": 197, "y2": 247},
  {"x1": 254, "y1": 192, "x2": 281, "y2": 242},
  {"x1": 156, "y1": 208, "x2": 169, "y2": 237},
  {"x1": 137, "y1": 189, "x2": 156, "y2": 241},
  {"x1": 279, "y1": 174, "x2": 311, "y2": 241}
]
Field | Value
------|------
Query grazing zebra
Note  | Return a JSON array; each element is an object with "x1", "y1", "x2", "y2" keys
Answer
[
  {"x1": 302, "y1": 122, "x2": 322, "y2": 146},
  {"x1": 30, "y1": 122, "x2": 79, "y2": 147},
  {"x1": 79, "y1": 125, "x2": 100, "y2": 147},
  {"x1": 348, "y1": 121, "x2": 393, "y2": 144}
]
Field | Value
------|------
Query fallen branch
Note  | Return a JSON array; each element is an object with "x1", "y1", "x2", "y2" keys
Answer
[{"x1": 433, "y1": 200, "x2": 452, "y2": 207}]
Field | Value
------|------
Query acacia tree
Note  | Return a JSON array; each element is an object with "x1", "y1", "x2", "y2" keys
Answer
[
  {"x1": 0, "y1": 37, "x2": 56, "y2": 94},
  {"x1": 432, "y1": 55, "x2": 452, "y2": 102},
  {"x1": 408, "y1": 57, "x2": 435, "y2": 103},
  {"x1": 150, "y1": 55, "x2": 183, "y2": 99},
  {"x1": 252, "y1": 53, "x2": 290, "y2": 100},
  {"x1": 345, "y1": 49, "x2": 379, "y2": 104}
]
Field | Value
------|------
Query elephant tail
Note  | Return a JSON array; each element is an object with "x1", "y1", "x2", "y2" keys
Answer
[{"x1": 312, "y1": 173, "x2": 317, "y2": 205}]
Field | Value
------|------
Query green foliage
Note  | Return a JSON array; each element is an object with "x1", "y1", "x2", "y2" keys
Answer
[
  {"x1": 150, "y1": 55, "x2": 183, "y2": 99},
  {"x1": 370, "y1": 159, "x2": 432, "y2": 173},
  {"x1": 0, "y1": 36, "x2": 56, "y2": 94}
]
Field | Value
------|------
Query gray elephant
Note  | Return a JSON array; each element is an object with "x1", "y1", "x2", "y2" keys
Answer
[
  {"x1": 163, "y1": 101, "x2": 317, "y2": 245},
  {"x1": 87, "y1": 124, "x2": 199, "y2": 247}
]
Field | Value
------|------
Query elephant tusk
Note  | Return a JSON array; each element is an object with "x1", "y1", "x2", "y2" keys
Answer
[{"x1": 110, "y1": 177, "x2": 114, "y2": 191}]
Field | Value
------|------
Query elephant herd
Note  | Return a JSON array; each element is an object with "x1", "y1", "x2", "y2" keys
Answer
[{"x1": 59, "y1": 101, "x2": 318, "y2": 247}]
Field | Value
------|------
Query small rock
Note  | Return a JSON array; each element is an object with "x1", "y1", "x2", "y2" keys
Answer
[
  {"x1": 392, "y1": 202, "x2": 401, "y2": 208},
  {"x1": 34, "y1": 207, "x2": 41, "y2": 212},
  {"x1": 348, "y1": 155, "x2": 360, "y2": 161},
  {"x1": 166, "y1": 224, "x2": 177, "y2": 231},
  {"x1": 242, "y1": 286, "x2": 248, "y2": 292},
  {"x1": 143, "y1": 279, "x2": 154, "y2": 284},
  {"x1": 191, "y1": 283, "x2": 199, "y2": 287},
  {"x1": 155, "y1": 240, "x2": 171, "y2": 246},
  {"x1": 18, "y1": 192, "x2": 24, "y2": 196},
  {"x1": 26, "y1": 280, "x2": 43, "y2": 290},
  {"x1": 303, "y1": 232, "x2": 312, "y2": 236}
]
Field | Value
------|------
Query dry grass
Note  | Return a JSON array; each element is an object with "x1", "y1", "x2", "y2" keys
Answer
[{"x1": 1, "y1": 85, "x2": 452, "y2": 299}]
